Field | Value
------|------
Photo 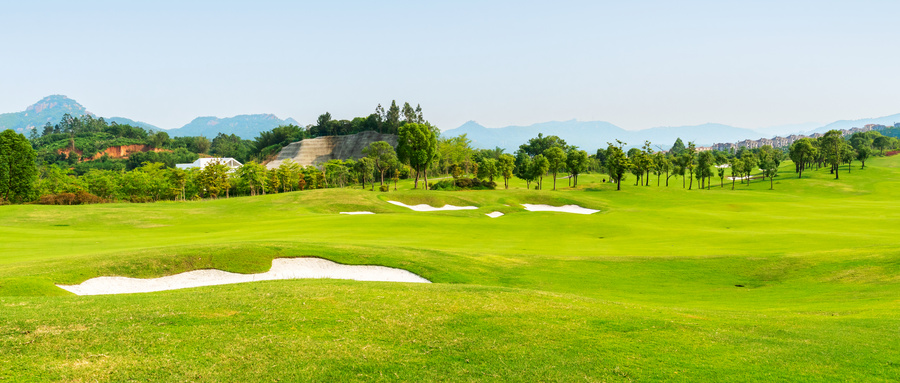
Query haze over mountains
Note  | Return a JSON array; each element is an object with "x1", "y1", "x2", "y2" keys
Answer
[{"x1": 2, "y1": 95, "x2": 898, "y2": 151}]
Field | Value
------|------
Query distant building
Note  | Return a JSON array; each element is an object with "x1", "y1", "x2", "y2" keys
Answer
[{"x1": 175, "y1": 157, "x2": 243, "y2": 171}]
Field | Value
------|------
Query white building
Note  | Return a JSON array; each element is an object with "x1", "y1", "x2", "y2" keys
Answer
[{"x1": 175, "y1": 157, "x2": 243, "y2": 171}]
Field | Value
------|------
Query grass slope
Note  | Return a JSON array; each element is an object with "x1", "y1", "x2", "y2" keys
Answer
[{"x1": 1, "y1": 157, "x2": 899, "y2": 381}]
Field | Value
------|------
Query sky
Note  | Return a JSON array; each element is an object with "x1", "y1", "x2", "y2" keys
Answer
[{"x1": 1, "y1": 0, "x2": 899, "y2": 132}]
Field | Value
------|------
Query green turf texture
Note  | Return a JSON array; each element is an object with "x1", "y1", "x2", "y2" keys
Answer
[{"x1": 1, "y1": 158, "x2": 899, "y2": 381}]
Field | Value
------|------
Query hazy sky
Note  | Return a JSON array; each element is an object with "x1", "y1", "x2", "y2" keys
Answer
[{"x1": 2, "y1": 0, "x2": 899, "y2": 131}]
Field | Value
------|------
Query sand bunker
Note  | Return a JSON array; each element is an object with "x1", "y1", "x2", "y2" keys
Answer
[
  {"x1": 340, "y1": 211, "x2": 375, "y2": 215},
  {"x1": 486, "y1": 211, "x2": 504, "y2": 218},
  {"x1": 522, "y1": 204, "x2": 599, "y2": 215},
  {"x1": 57, "y1": 258, "x2": 431, "y2": 296},
  {"x1": 716, "y1": 164, "x2": 730, "y2": 168},
  {"x1": 388, "y1": 200, "x2": 477, "y2": 211}
]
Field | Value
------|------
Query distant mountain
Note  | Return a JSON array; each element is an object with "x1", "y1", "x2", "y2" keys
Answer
[
  {"x1": 442, "y1": 120, "x2": 767, "y2": 152},
  {"x1": 0, "y1": 95, "x2": 88, "y2": 133},
  {"x1": 808, "y1": 114, "x2": 900, "y2": 134},
  {"x1": 106, "y1": 117, "x2": 163, "y2": 133},
  {"x1": 163, "y1": 114, "x2": 294, "y2": 139},
  {"x1": 0, "y1": 95, "x2": 299, "y2": 139}
]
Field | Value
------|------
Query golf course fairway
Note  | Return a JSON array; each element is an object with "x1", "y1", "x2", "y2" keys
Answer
[{"x1": 1, "y1": 156, "x2": 898, "y2": 381}]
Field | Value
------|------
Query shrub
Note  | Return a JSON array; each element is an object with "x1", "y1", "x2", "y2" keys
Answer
[
  {"x1": 37, "y1": 191, "x2": 106, "y2": 205},
  {"x1": 379, "y1": 184, "x2": 390, "y2": 192},
  {"x1": 430, "y1": 177, "x2": 496, "y2": 191}
]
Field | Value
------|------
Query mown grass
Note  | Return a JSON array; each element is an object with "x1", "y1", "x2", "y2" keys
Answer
[{"x1": 1, "y1": 157, "x2": 899, "y2": 381}]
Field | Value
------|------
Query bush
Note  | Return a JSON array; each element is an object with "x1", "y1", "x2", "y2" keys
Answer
[
  {"x1": 37, "y1": 191, "x2": 106, "y2": 205},
  {"x1": 430, "y1": 177, "x2": 496, "y2": 191},
  {"x1": 379, "y1": 184, "x2": 390, "y2": 192}
]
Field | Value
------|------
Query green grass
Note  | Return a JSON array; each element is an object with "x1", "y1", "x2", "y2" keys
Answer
[{"x1": 1, "y1": 157, "x2": 899, "y2": 381}]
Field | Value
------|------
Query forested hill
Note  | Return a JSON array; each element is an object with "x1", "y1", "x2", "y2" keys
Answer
[
  {"x1": 442, "y1": 120, "x2": 766, "y2": 152},
  {"x1": 0, "y1": 95, "x2": 90, "y2": 133}
]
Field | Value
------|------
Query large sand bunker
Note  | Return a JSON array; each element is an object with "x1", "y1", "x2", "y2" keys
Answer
[
  {"x1": 522, "y1": 204, "x2": 599, "y2": 215},
  {"x1": 57, "y1": 258, "x2": 430, "y2": 296},
  {"x1": 388, "y1": 201, "x2": 477, "y2": 211}
]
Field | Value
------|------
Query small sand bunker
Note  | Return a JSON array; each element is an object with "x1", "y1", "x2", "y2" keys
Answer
[
  {"x1": 340, "y1": 211, "x2": 375, "y2": 215},
  {"x1": 388, "y1": 200, "x2": 477, "y2": 211},
  {"x1": 486, "y1": 211, "x2": 504, "y2": 218},
  {"x1": 716, "y1": 164, "x2": 730, "y2": 168},
  {"x1": 522, "y1": 204, "x2": 599, "y2": 215},
  {"x1": 57, "y1": 258, "x2": 430, "y2": 296}
]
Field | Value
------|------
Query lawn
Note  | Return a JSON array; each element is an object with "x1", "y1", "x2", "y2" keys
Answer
[{"x1": 1, "y1": 157, "x2": 898, "y2": 381}]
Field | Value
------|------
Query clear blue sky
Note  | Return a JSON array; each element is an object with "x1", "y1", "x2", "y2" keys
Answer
[{"x1": 2, "y1": 0, "x2": 898, "y2": 131}]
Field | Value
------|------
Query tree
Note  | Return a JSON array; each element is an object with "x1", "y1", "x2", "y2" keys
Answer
[
  {"x1": 195, "y1": 136, "x2": 211, "y2": 154},
  {"x1": 0, "y1": 130, "x2": 38, "y2": 203},
  {"x1": 605, "y1": 141, "x2": 630, "y2": 191},
  {"x1": 544, "y1": 146, "x2": 567, "y2": 190},
  {"x1": 683, "y1": 142, "x2": 696, "y2": 190},
  {"x1": 150, "y1": 131, "x2": 170, "y2": 149},
  {"x1": 729, "y1": 157, "x2": 743, "y2": 190},
  {"x1": 385, "y1": 101, "x2": 401, "y2": 134},
  {"x1": 514, "y1": 151, "x2": 535, "y2": 189},
  {"x1": 873, "y1": 135, "x2": 891, "y2": 155},
  {"x1": 758, "y1": 146, "x2": 778, "y2": 190},
  {"x1": 670, "y1": 138, "x2": 686, "y2": 156},
  {"x1": 741, "y1": 152, "x2": 757, "y2": 185},
  {"x1": 518, "y1": 133, "x2": 567, "y2": 157},
  {"x1": 397, "y1": 123, "x2": 438, "y2": 189},
  {"x1": 402, "y1": 102, "x2": 416, "y2": 124},
  {"x1": 819, "y1": 130, "x2": 844, "y2": 179},
  {"x1": 566, "y1": 148, "x2": 588, "y2": 187},
  {"x1": 356, "y1": 157, "x2": 375, "y2": 190},
  {"x1": 789, "y1": 138, "x2": 816, "y2": 178},
  {"x1": 477, "y1": 158, "x2": 499, "y2": 183},
  {"x1": 363, "y1": 141, "x2": 398, "y2": 186},
  {"x1": 497, "y1": 154, "x2": 515, "y2": 189},
  {"x1": 237, "y1": 161, "x2": 267, "y2": 196},
  {"x1": 857, "y1": 146, "x2": 872, "y2": 169},
  {"x1": 654, "y1": 152, "x2": 670, "y2": 186},
  {"x1": 532, "y1": 154, "x2": 549, "y2": 190}
]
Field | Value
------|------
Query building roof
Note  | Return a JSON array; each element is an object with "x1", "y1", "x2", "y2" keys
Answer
[{"x1": 175, "y1": 157, "x2": 243, "y2": 170}]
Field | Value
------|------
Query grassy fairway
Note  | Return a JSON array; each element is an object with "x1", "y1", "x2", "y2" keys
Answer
[{"x1": 2, "y1": 157, "x2": 899, "y2": 381}]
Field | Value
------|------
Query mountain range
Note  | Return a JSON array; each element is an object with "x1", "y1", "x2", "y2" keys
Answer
[
  {"x1": 443, "y1": 116, "x2": 900, "y2": 151},
  {"x1": 0, "y1": 95, "x2": 299, "y2": 139},
  {"x1": 2, "y1": 95, "x2": 898, "y2": 149}
]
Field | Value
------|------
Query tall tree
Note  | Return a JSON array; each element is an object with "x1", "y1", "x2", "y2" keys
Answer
[
  {"x1": 544, "y1": 146, "x2": 567, "y2": 190},
  {"x1": 497, "y1": 154, "x2": 515, "y2": 189},
  {"x1": 605, "y1": 141, "x2": 630, "y2": 191},
  {"x1": 532, "y1": 154, "x2": 549, "y2": 190},
  {"x1": 385, "y1": 101, "x2": 401, "y2": 134},
  {"x1": 397, "y1": 123, "x2": 438, "y2": 189},
  {"x1": 565, "y1": 148, "x2": 588, "y2": 187},
  {"x1": 819, "y1": 130, "x2": 844, "y2": 179},
  {"x1": 402, "y1": 102, "x2": 416, "y2": 124}
]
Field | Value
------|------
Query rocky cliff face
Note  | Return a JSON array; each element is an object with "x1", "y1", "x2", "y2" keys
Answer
[
  {"x1": 58, "y1": 144, "x2": 169, "y2": 160},
  {"x1": 266, "y1": 131, "x2": 398, "y2": 169}
]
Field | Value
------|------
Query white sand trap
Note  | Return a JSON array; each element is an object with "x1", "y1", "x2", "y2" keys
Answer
[
  {"x1": 716, "y1": 164, "x2": 730, "y2": 168},
  {"x1": 522, "y1": 204, "x2": 599, "y2": 215},
  {"x1": 727, "y1": 176, "x2": 751, "y2": 181},
  {"x1": 57, "y1": 258, "x2": 430, "y2": 296},
  {"x1": 340, "y1": 211, "x2": 375, "y2": 215},
  {"x1": 388, "y1": 200, "x2": 477, "y2": 211},
  {"x1": 486, "y1": 211, "x2": 504, "y2": 218}
]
